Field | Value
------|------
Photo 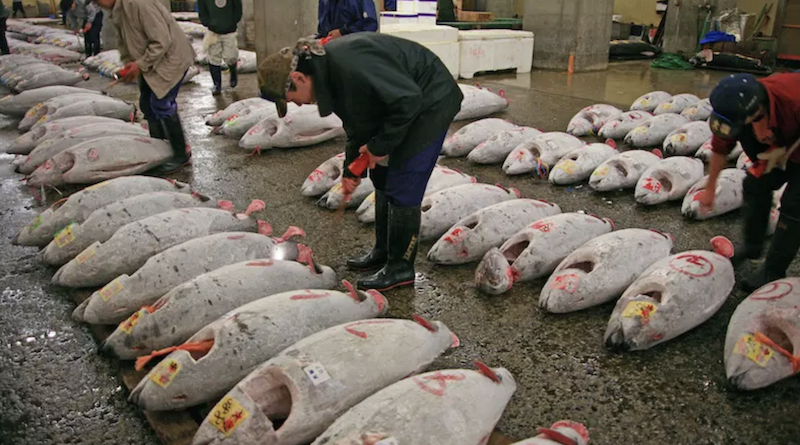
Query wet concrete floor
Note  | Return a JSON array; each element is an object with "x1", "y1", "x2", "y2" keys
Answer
[{"x1": 1, "y1": 60, "x2": 798, "y2": 444}]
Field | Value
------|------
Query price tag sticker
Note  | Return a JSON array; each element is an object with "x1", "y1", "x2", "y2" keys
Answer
[
  {"x1": 622, "y1": 301, "x2": 658, "y2": 321},
  {"x1": 209, "y1": 396, "x2": 249, "y2": 437},
  {"x1": 734, "y1": 334, "x2": 773, "y2": 367},
  {"x1": 303, "y1": 362, "x2": 331, "y2": 386},
  {"x1": 557, "y1": 160, "x2": 576, "y2": 174},
  {"x1": 76, "y1": 247, "x2": 95, "y2": 265},
  {"x1": 99, "y1": 278, "x2": 124, "y2": 302},
  {"x1": 119, "y1": 309, "x2": 147, "y2": 334},
  {"x1": 594, "y1": 165, "x2": 610, "y2": 177},
  {"x1": 149, "y1": 358, "x2": 181, "y2": 388},
  {"x1": 54, "y1": 223, "x2": 76, "y2": 248},
  {"x1": 633, "y1": 126, "x2": 648, "y2": 135},
  {"x1": 86, "y1": 181, "x2": 109, "y2": 191}
]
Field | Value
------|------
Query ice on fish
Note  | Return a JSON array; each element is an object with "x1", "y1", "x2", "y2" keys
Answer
[
  {"x1": 589, "y1": 150, "x2": 661, "y2": 192},
  {"x1": 442, "y1": 118, "x2": 518, "y2": 157},
  {"x1": 662, "y1": 121, "x2": 713, "y2": 156},
  {"x1": 238, "y1": 104, "x2": 344, "y2": 152},
  {"x1": 681, "y1": 168, "x2": 746, "y2": 220},
  {"x1": 566, "y1": 104, "x2": 622, "y2": 136},
  {"x1": 598, "y1": 110, "x2": 653, "y2": 140},
  {"x1": 630, "y1": 91, "x2": 672, "y2": 112},
  {"x1": 454, "y1": 83, "x2": 509, "y2": 121},
  {"x1": 634, "y1": 157, "x2": 705, "y2": 205},
  {"x1": 503, "y1": 132, "x2": 585, "y2": 176},
  {"x1": 624, "y1": 113, "x2": 690, "y2": 147},
  {"x1": 549, "y1": 141, "x2": 618, "y2": 185},
  {"x1": 681, "y1": 98, "x2": 714, "y2": 121}
]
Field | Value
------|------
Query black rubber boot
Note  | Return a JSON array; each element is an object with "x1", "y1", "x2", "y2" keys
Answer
[
  {"x1": 357, "y1": 204, "x2": 419, "y2": 291},
  {"x1": 150, "y1": 115, "x2": 190, "y2": 174},
  {"x1": 229, "y1": 65, "x2": 238, "y2": 89},
  {"x1": 146, "y1": 117, "x2": 165, "y2": 139},
  {"x1": 731, "y1": 193, "x2": 772, "y2": 268},
  {"x1": 743, "y1": 214, "x2": 800, "y2": 291},
  {"x1": 347, "y1": 190, "x2": 388, "y2": 271},
  {"x1": 209, "y1": 64, "x2": 222, "y2": 96}
]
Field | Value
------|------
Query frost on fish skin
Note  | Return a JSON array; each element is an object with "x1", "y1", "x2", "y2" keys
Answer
[
  {"x1": 442, "y1": 118, "x2": 518, "y2": 158},
  {"x1": 630, "y1": 91, "x2": 672, "y2": 112},
  {"x1": 503, "y1": 132, "x2": 585, "y2": 176},
  {"x1": 634, "y1": 157, "x2": 705, "y2": 206},
  {"x1": 681, "y1": 168, "x2": 746, "y2": 220},
  {"x1": 589, "y1": 150, "x2": 661, "y2": 192},
  {"x1": 549, "y1": 142, "x2": 618, "y2": 186}
]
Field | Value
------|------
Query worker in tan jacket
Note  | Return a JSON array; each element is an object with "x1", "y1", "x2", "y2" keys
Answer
[{"x1": 97, "y1": 0, "x2": 196, "y2": 173}]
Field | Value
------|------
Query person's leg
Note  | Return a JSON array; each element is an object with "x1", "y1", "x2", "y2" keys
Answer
[
  {"x1": 0, "y1": 18, "x2": 9, "y2": 56},
  {"x1": 730, "y1": 169, "x2": 783, "y2": 266},
  {"x1": 139, "y1": 76, "x2": 165, "y2": 139},
  {"x1": 357, "y1": 132, "x2": 446, "y2": 291},
  {"x1": 224, "y1": 33, "x2": 239, "y2": 88},
  {"x1": 744, "y1": 163, "x2": 800, "y2": 290},
  {"x1": 347, "y1": 165, "x2": 389, "y2": 271},
  {"x1": 83, "y1": 21, "x2": 92, "y2": 57},
  {"x1": 206, "y1": 39, "x2": 223, "y2": 95},
  {"x1": 149, "y1": 74, "x2": 191, "y2": 172}
]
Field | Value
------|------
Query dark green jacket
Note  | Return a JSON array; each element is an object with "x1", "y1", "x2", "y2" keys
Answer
[
  {"x1": 198, "y1": 0, "x2": 242, "y2": 35},
  {"x1": 309, "y1": 33, "x2": 463, "y2": 177}
]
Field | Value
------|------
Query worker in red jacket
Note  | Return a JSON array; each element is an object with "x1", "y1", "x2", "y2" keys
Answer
[{"x1": 704, "y1": 73, "x2": 800, "y2": 290}]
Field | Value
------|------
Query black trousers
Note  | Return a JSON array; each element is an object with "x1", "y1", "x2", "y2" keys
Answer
[
  {"x1": 83, "y1": 21, "x2": 102, "y2": 56},
  {"x1": 12, "y1": 2, "x2": 25, "y2": 17},
  {"x1": 741, "y1": 162, "x2": 800, "y2": 248},
  {"x1": 0, "y1": 18, "x2": 8, "y2": 56}
]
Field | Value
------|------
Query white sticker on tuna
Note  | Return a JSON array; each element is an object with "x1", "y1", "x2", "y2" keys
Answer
[{"x1": 304, "y1": 362, "x2": 332, "y2": 385}]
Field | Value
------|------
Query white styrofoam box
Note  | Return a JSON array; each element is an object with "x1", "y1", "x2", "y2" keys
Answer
[
  {"x1": 418, "y1": 13, "x2": 437, "y2": 25},
  {"x1": 397, "y1": 13, "x2": 419, "y2": 25},
  {"x1": 424, "y1": 41, "x2": 460, "y2": 79},
  {"x1": 380, "y1": 12, "x2": 398, "y2": 26},
  {"x1": 379, "y1": 24, "x2": 459, "y2": 43},
  {"x1": 458, "y1": 29, "x2": 534, "y2": 79},
  {"x1": 416, "y1": 0, "x2": 437, "y2": 14},
  {"x1": 398, "y1": 0, "x2": 415, "y2": 12}
]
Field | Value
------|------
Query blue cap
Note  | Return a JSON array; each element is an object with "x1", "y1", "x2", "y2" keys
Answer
[{"x1": 708, "y1": 73, "x2": 767, "y2": 139}]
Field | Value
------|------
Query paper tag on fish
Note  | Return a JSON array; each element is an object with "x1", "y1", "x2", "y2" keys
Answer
[
  {"x1": 672, "y1": 134, "x2": 687, "y2": 143},
  {"x1": 622, "y1": 301, "x2": 657, "y2": 320},
  {"x1": 119, "y1": 308, "x2": 147, "y2": 334},
  {"x1": 54, "y1": 223, "x2": 76, "y2": 248},
  {"x1": 632, "y1": 127, "x2": 648, "y2": 135},
  {"x1": 546, "y1": 140, "x2": 558, "y2": 150},
  {"x1": 28, "y1": 215, "x2": 43, "y2": 231},
  {"x1": 733, "y1": 334, "x2": 773, "y2": 367},
  {"x1": 99, "y1": 278, "x2": 124, "y2": 302},
  {"x1": 75, "y1": 247, "x2": 95, "y2": 265},
  {"x1": 684, "y1": 108, "x2": 698, "y2": 116},
  {"x1": 209, "y1": 396, "x2": 249, "y2": 437},
  {"x1": 330, "y1": 183, "x2": 343, "y2": 194},
  {"x1": 86, "y1": 181, "x2": 109, "y2": 191},
  {"x1": 303, "y1": 362, "x2": 331, "y2": 386},
  {"x1": 150, "y1": 358, "x2": 181, "y2": 388},
  {"x1": 660, "y1": 103, "x2": 673, "y2": 111},
  {"x1": 594, "y1": 165, "x2": 610, "y2": 177},
  {"x1": 376, "y1": 438, "x2": 400, "y2": 445},
  {"x1": 557, "y1": 160, "x2": 576, "y2": 174}
]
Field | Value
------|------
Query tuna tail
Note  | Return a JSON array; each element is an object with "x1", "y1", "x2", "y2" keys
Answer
[
  {"x1": 652, "y1": 148, "x2": 664, "y2": 159},
  {"x1": 710, "y1": 236, "x2": 734, "y2": 258},
  {"x1": 341, "y1": 279, "x2": 363, "y2": 302},
  {"x1": 412, "y1": 314, "x2": 439, "y2": 333},
  {"x1": 544, "y1": 421, "x2": 590, "y2": 445},
  {"x1": 605, "y1": 138, "x2": 617, "y2": 149},
  {"x1": 366, "y1": 289, "x2": 389, "y2": 315},
  {"x1": 474, "y1": 361, "x2": 502, "y2": 383},
  {"x1": 296, "y1": 244, "x2": 321, "y2": 274},
  {"x1": 217, "y1": 200, "x2": 235, "y2": 212},
  {"x1": 257, "y1": 220, "x2": 273, "y2": 236},
  {"x1": 244, "y1": 199, "x2": 266, "y2": 216},
  {"x1": 275, "y1": 226, "x2": 306, "y2": 242}
]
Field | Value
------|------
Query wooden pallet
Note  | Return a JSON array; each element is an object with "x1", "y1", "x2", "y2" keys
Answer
[{"x1": 74, "y1": 290, "x2": 517, "y2": 445}]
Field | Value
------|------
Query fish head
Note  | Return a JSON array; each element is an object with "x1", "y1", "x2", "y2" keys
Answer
[
  {"x1": 475, "y1": 247, "x2": 514, "y2": 295},
  {"x1": 589, "y1": 159, "x2": 627, "y2": 192},
  {"x1": 663, "y1": 130, "x2": 689, "y2": 156},
  {"x1": 300, "y1": 165, "x2": 341, "y2": 197},
  {"x1": 605, "y1": 289, "x2": 670, "y2": 351},
  {"x1": 539, "y1": 265, "x2": 593, "y2": 314},
  {"x1": 536, "y1": 420, "x2": 590, "y2": 445},
  {"x1": 26, "y1": 155, "x2": 69, "y2": 187},
  {"x1": 567, "y1": 117, "x2": 592, "y2": 136},
  {"x1": 635, "y1": 172, "x2": 671, "y2": 205},
  {"x1": 548, "y1": 150, "x2": 581, "y2": 185},
  {"x1": 191, "y1": 384, "x2": 277, "y2": 445},
  {"x1": 428, "y1": 215, "x2": 481, "y2": 264},
  {"x1": 102, "y1": 300, "x2": 166, "y2": 360},
  {"x1": 503, "y1": 146, "x2": 537, "y2": 175},
  {"x1": 726, "y1": 316, "x2": 799, "y2": 390},
  {"x1": 624, "y1": 122, "x2": 652, "y2": 147}
]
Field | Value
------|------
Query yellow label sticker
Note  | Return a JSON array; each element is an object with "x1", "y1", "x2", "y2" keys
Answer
[
  {"x1": 661, "y1": 103, "x2": 673, "y2": 110},
  {"x1": 209, "y1": 396, "x2": 250, "y2": 437},
  {"x1": 119, "y1": 309, "x2": 147, "y2": 334},
  {"x1": 99, "y1": 278, "x2": 124, "y2": 302},
  {"x1": 331, "y1": 183, "x2": 343, "y2": 193},
  {"x1": 672, "y1": 134, "x2": 687, "y2": 143},
  {"x1": 86, "y1": 181, "x2": 109, "y2": 191},
  {"x1": 149, "y1": 358, "x2": 182, "y2": 388},
  {"x1": 595, "y1": 165, "x2": 610, "y2": 177},
  {"x1": 37, "y1": 116, "x2": 48, "y2": 124},
  {"x1": 0, "y1": 95, "x2": 11, "y2": 102},
  {"x1": 54, "y1": 223, "x2": 76, "y2": 248},
  {"x1": 684, "y1": 108, "x2": 698, "y2": 116},
  {"x1": 76, "y1": 247, "x2": 95, "y2": 265},
  {"x1": 734, "y1": 334, "x2": 773, "y2": 367},
  {"x1": 28, "y1": 215, "x2": 43, "y2": 231},
  {"x1": 557, "y1": 160, "x2": 576, "y2": 175},
  {"x1": 622, "y1": 301, "x2": 658, "y2": 320},
  {"x1": 633, "y1": 126, "x2": 648, "y2": 135}
]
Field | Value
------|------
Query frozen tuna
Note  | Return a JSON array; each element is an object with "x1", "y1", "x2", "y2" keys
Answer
[
  {"x1": 191, "y1": 316, "x2": 457, "y2": 445},
  {"x1": 630, "y1": 91, "x2": 672, "y2": 112},
  {"x1": 724, "y1": 277, "x2": 800, "y2": 390},
  {"x1": 129, "y1": 282, "x2": 389, "y2": 411},
  {"x1": 420, "y1": 183, "x2": 520, "y2": 242},
  {"x1": 634, "y1": 157, "x2": 705, "y2": 205},
  {"x1": 357, "y1": 166, "x2": 476, "y2": 224},
  {"x1": 454, "y1": 83, "x2": 509, "y2": 121},
  {"x1": 318, "y1": 178, "x2": 375, "y2": 210},
  {"x1": 220, "y1": 105, "x2": 277, "y2": 139},
  {"x1": 310, "y1": 364, "x2": 516, "y2": 445},
  {"x1": 589, "y1": 150, "x2": 662, "y2": 192},
  {"x1": 442, "y1": 118, "x2": 518, "y2": 157},
  {"x1": 508, "y1": 421, "x2": 590, "y2": 445},
  {"x1": 301, "y1": 153, "x2": 345, "y2": 197},
  {"x1": 737, "y1": 151, "x2": 753, "y2": 170},
  {"x1": 503, "y1": 132, "x2": 585, "y2": 176},
  {"x1": 540, "y1": 228, "x2": 674, "y2": 313},
  {"x1": 19, "y1": 93, "x2": 114, "y2": 130},
  {"x1": 696, "y1": 139, "x2": 743, "y2": 163},
  {"x1": 566, "y1": 104, "x2": 623, "y2": 136},
  {"x1": 597, "y1": 110, "x2": 653, "y2": 140},
  {"x1": 681, "y1": 168, "x2": 746, "y2": 220},
  {"x1": 653, "y1": 93, "x2": 700, "y2": 115},
  {"x1": 18, "y1": 122, "x2": 149, "y2": 174},
  {"x1": 74, "y1": 230, "x2": 304, "y2": 325},
  {"x1": 662, "y1": 121, "x2": 713, "y2": 156},
  {"x1": 549, "y1": 141, "x2": 619, "y2": 185},
  {"x1": 428, "y1": 199, "x2": 561, "y2": 265},
  {"x1": 681, "y1": 98, "x2": 714, "y2": 121},
  {"x1": 13, "y1": 176, "x2": 191, "y2": 247},
  {"x1": 624, "y1": 114, "x2": 690, "y2": 147},
  {"x1": 205, "y1": 98, "x2": 267, "y2": 127},
  {"x1": 30, "y1": 97, "x2": 135, "y2": 130},
  {"x1": 26, "y1": 136, "x2": 174, "y2": 187},
  {"x1": 39, "y1": 192, "x2": 220, "y2": 266},
  {"x1": 103, "y1": 255, "x2": 337, "y2": 359},
  {"x1": 605, "y1": 250, "x2": 734, "y2": 351},
  {"x1": 8, "y1": 115, "x2": 128, "y2": 155},
  {"x1": 52, "y1": 201, "x2": 271, "y2": 288},
  {"x1": 466, "y1": 127, "x2": 543, "y2": 164},
  {"x1": 0, "y1": 86, "x2": 101, "y2": 117},
  {"x1": 475, "y1": 213, "x2": 615, "y2": 295},
  {"x1": 238, "y1": 105, "x2": 344, "y2": 153}
]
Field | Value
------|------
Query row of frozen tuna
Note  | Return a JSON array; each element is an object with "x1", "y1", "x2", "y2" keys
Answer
[
  {"x1": 0, "y1": 54, "x2": 88, "y2": 92},
  {"x1": 189, "y1": 38, "x2": 258, "y2": 73},
  {"x1": 81, "y1": 49, "x2": 203, "y2": 84},
  {"x1": 7, "y1": 38, "x2": 83, "y2": 65},
  {"x1": 6, "y1": 19, "x2": 85, "y2": 53}
]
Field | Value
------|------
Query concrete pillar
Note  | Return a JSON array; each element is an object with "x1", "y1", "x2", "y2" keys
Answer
[
  {"x1": 524, "y1": 0, "x2": 615, "y2": 72},
  {"x1": 483, "y1": 0, "x2": 514, "y2": 18},
  {"x1": 237, "y1": 0, "x2": 255, "y2": 49},
  {"x1": 253, "y1": 0, "x2": 317, "y2": 65},
  {"x1": 662, "y1": 0, "x2": 736, "y2": 56}
]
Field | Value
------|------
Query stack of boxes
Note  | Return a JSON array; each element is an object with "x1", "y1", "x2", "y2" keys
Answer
[{"x1": 380, "y1": 0, "x2": 438, "y2": 26}]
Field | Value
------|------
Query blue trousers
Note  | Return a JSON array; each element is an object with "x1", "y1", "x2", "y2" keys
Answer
[
  {"x1": 369, "y1": 131, "x2": 446, "y2": 207},
  {"x1": 138, "y1": 73, "x2": 185, "y2": 120}
]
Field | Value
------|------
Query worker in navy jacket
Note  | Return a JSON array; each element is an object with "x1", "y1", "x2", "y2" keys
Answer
[{"x1": 316, "y1": 0, "x2": 378, "y2": 40}]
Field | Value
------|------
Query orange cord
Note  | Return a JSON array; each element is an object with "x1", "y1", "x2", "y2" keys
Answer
[
  {"x1": 754, "y1": 332, "x2": 800, "y2": 374},
  {"x1": 134, "y1": 339, "x2": 214, "y2": 371}
]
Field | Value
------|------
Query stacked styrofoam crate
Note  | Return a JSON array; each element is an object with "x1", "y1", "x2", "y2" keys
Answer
[
  {"x1": 458, "y1": 29, "x2": 534, "y2": 79},
  {"x1": 393, "y1": 0, "x2": 437, "y2": 25},
  {"x1": 380, "y1": 24, "x2": 460, "y2": 79}
]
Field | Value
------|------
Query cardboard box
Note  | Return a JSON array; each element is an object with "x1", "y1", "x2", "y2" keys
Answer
[{"x1": 458, "y1": 11, "x2": 494, "y2": 22}]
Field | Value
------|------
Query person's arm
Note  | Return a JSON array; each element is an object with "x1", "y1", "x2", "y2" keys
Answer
[
  {"x1": 197, "y1": 0, "x2": 210, "y2": 28},
  {"x1": 701, "y1": 135, "x2": 737, "y2": 211},
  {"x1": 133, "y1": 2, "x2": 173, "y2": 73},
  {"x1": 340, "y1": 0, "x2": 378, "y2": 34},
  {"x1": 232, "y1": 0, "x2": 243, "y2": 25},
  {"x1": 84, "y1": 4, "x2": 96, "y2": 28}
]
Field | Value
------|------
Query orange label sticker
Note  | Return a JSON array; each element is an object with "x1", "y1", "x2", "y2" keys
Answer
[
  {"x1": 54, "y1": 223, "x2": 76, "y2": 248},
  {"x1": 149, "y1": 358, "x2": 181, "y2": 388},
  {"x1": 99, "y1": 278, "x2": 124, "y2": 302},
  {"x1": 76, "y1": 247, "x2": 95, "y2": 265},
  {"x1": 622, "y1": 301, "x2": 658, "y2": 320},
  {"x1": 119, "y1": 309, "x2": 147, "y2": 334},
  {"x1": 209, "y1": 396, "x2": 249, "y2": 437},
  {"x1": 733, "y1": 334, "x2": 773, "y2": 367}
]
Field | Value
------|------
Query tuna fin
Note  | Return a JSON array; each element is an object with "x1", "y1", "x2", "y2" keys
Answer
[
  {"x1": 474, "y1": 361, "x2": 501, "y2": 383},
  {"x1": 296, "y1": 244, "x2": 320, "y2": 274},
  {"x1": 191, "y1": 192, "x2": 211, "y2": 202},
  {"x1": 605, "y1": 138, "x2": 617, "y2": 149},
  {"x1": 550, "y1": 420, "x2": 590, "y2": 445},
  {"x1": 450, "y1": 333, "x2": 460, "y2": 348},
  {"x1": 341, "y1": 279, "x2": 362, "y2": 302},
  {"x1": 275, "y1": 226, "x2": 306, "y2": 242},
  {"x1": 244, "y1": 199, "x2": 266, "y2": 216},
  {"x1": 498, "y1": 89, "x2": 505, "y2": 98},
  {"x1": 652, "y1": 148, "x2": 664, "y2": 159},
  {"x1": 133, "y1": 339, "x2": 214, "y2": 371},
  {"x1": 412, "y1": 314, "x2": 438, "y2": 333},
  {"x1": 366, "y1": 289, "x2": 388, "y2": 315},
  {"x1": 710, "y1": 236, "x2": 734, "y2": 258},
  {"x1": 536, "y1": 428, "x2": 579, "y2": 445},
  {"x1": 257, "y1": 220, "x2": 273, "y2": 236},
  {"x1": 217, "y1": 200, "x2": 235, "y2": 212}
]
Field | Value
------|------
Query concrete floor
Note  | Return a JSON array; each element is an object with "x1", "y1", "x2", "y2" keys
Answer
[{"x1": 1, "y1": 60, "x2": 798, "y2": 445}]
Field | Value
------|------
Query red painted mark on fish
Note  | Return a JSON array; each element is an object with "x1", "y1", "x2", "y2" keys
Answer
[
  {"x1": 413, "y1": 371, "x2": 466, "y2": 396},
  {"x1": 307, "y1": 169, "x2": 325, "y2": 182},
  {"x1": 343, "y1": 320, "x2": 394, "y2": 338},
  {"x1": 245, "y1": 260, "x2": 274, "y2": 267},
  {"x1": 669, "y1": 254, "x2": 714, "y2": 277},
  {"x1": 290, "y1": 290, "x2": 331, "y2": 300},
  {"x1": 750, "y1": 281, "x2": 794, "y2": 301},
  {"x1": 551, "y1": 273, "x2": 580, "y2": 293},
  {"x1": 641, "y1": 177, "x2": 661, "y2": 193},
  {"x1": 87, "y1": 149, "x2": 99, "y2": 161},
  {"x1": 226, "y1": 234, "x2": 247, "y2": 240},
  {"x1": 443, "y1": 227, "x2": 467, "y2": 245},
  {"x1": 531, "y1": 221, "x2": 554, "y2": 232}
]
